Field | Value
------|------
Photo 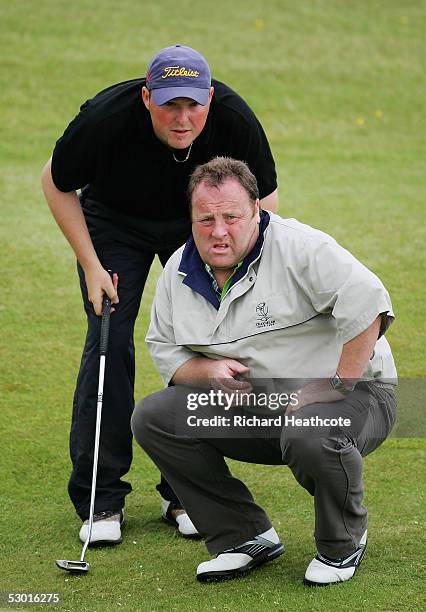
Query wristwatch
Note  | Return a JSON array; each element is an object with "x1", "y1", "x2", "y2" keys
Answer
[{"x1": 329, "y1": 372, "x2": 356, "y2": 396}]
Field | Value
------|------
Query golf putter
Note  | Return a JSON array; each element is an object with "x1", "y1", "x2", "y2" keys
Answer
[{"x1": 56, "y1": 274, "x2": 113, "y2": 574}]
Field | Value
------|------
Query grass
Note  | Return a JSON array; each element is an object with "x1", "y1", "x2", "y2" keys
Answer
[{"x1": 1, "y1": 0, "x2": 425, "y2": 610}]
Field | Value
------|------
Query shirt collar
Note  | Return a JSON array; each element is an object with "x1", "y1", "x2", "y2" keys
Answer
[
  {"x1": 178, "y1": 210, "x2": 270, "y2": 309},
  {"x1": 205, "y1": 261, "x2": 243, "y2": 301}
]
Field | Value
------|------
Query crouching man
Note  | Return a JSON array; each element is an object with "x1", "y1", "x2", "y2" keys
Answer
[{"x1": 131, "y1": 157, "x2": 397, "y2": 585}]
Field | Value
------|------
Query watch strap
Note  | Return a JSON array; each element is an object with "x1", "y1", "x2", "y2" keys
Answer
[{"x1": 329, "y1": 373, "x2": 355, "y2": 395}]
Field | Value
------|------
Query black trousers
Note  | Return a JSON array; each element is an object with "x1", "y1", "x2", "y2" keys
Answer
[{"x1": 68, "y1": 199, "x2": 190, "y2": 519}]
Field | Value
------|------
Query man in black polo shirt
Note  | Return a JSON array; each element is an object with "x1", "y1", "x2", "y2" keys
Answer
[{"x1": 41, "y1": 44, "x2": 278, "y2": 546}]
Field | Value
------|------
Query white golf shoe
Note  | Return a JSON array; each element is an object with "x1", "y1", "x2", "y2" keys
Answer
[
  {"x1": 304, "y1": 530, "x2": 367, "y2": 586},
  {"x1": 79, "y1": 510, "x2": 123, "y2": 546},
  {"x1": 196, "y1": 527, "x2": 284, "y2": 582},
  {"x1": 161, "y1": 497, "x2": 199, "y2": 538}
]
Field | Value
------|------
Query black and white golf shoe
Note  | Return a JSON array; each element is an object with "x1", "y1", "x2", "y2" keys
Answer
[
  {"x1": 79, "y1": 510, "x2": 124, "y2": 546},
  {"x1": 304, "y1": 530, "x2": 367, "y2": 586},
  {"x1": 196, "y1": 528, "x2": 284, "y2": 582}
]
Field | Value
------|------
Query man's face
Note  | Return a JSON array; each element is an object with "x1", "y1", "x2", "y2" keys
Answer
[
  {"x1": 191, "y1": 178, "x2": 260, "y2": 273},
  {"x1": 142, "y1": 87, "x2": 214, "y2": 150}
]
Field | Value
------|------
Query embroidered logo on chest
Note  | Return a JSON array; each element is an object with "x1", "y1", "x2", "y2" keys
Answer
[{"x1": 255, "y1": 302, "x2": 276, "y2": 328}]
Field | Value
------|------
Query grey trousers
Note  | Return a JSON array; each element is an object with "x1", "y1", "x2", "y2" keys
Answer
[{"x1": 131, "y1": 382, "x2": 396, "y2": 557}]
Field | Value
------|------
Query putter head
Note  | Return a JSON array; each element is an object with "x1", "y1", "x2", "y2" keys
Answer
[{"x1": 55, "y1": 559, "x2": 90, "y2": 573}]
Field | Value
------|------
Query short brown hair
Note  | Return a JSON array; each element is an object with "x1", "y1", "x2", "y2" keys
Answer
[{"x1": 187, "y1": 157, "x2": 259, "y2": 210}]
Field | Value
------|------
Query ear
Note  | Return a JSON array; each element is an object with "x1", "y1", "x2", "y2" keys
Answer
[
  {"x1": 141, "y1": 86, "x2": 150, "y2": 110},
  {"x1": 208, "y1": 86, "x2": 214, "y2": 102},
  {"x1": 254, "y1": 199, "x2": 261, "y2": 222}
]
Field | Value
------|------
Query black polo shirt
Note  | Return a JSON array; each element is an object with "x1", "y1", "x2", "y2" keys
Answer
[{"x1": 51, "y1": 78, "x2": 277, "y2": 221}]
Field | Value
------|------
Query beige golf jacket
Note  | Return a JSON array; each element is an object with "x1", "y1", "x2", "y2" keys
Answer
[{"x1": 146, "y1": 214, "x2": 397, "y2": 385}]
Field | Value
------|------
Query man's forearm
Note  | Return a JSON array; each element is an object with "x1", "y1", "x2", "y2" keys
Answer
[
  {"x1": 260, "y1": 189, "x2": 279, "y2": 213},
  {"x1": 41, "y1": 158, "x2": 120, "y2": 314},
  {"x1": 287, "y1": 316, "x2": 382, "y2": 413},
  {"x1": 337, "y1": 316, "x2": 381, "y2": 380},
  {"x1": 41, "y1": 158, "x2": 101, "y2": 273},
  {"x1": 171, "y1": 357, "x2": 214, "y2": 385}
]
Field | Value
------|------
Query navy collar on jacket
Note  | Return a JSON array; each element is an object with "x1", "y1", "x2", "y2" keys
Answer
[{"x1": 178, "y1": 210, "x2": 270, "y2": 310}]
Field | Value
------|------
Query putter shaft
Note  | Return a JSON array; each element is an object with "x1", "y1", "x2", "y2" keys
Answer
[{"x1": 56, "y1": 289, "x2": 112, "y2": 573}]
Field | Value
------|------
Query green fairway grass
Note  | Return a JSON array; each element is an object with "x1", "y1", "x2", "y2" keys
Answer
[{"x1": 1, "y1": 1, "x2": 425, "y2": 610}]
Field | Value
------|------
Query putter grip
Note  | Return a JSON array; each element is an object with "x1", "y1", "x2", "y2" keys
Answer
[{"x1": 99, "y1": 294, "x2": 112, "y2": 356}]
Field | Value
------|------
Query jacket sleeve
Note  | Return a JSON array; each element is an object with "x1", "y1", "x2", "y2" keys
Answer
[
  {"x1": 146, "y1": 270, "x2": 198, "y2": 385},
  {"x1": 300, "y1": 236, "x2": 395, "y2": 344}
]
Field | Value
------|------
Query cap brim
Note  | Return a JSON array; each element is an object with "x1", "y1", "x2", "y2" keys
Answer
[{"x1": 151, "y1": 87, "x2": 210, "y2": 106}]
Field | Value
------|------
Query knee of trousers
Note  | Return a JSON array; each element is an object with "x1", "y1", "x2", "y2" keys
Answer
[
  {"x1": 281, "y1": 436, "x2": 347, "y2": 473},
  {"x1": 131, "y1": 392, "x2": 170, "y2": 451},
  {"x1": 107, "y1": 325, "x2": 136, "y2": 354}
]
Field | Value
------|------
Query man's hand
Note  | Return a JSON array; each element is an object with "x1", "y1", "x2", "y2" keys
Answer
[
  {"x1": 203, "y1": 358, "x2": 253, "y2": 394},
  {"x1": 85, "y1": 266, "x2": 119, "y2": 315},
  {"x1": 172, "y1": 357, "x2": 252, "y2": 394},
  {"x1": 285, "y1": 379, "x2": 345, "y2": 415}
]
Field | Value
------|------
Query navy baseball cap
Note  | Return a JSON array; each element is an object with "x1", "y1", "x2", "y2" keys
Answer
[{"x1": 146, "y1": 45, "x2": 211, "y2": 105}]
